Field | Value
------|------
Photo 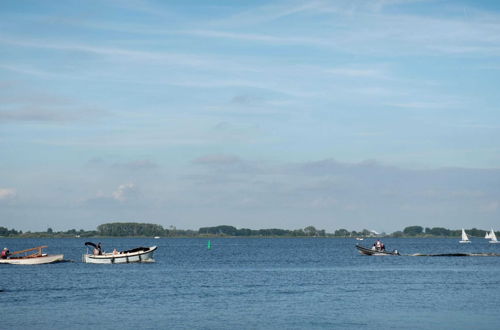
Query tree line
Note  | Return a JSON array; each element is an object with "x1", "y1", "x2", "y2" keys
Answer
[{"x1": 0, "y1": 223, "x2": 497, "y2": 238}]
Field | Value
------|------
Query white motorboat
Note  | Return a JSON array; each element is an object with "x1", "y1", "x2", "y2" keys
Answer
[
  {"x1": 82, "y1": 243, "x2": 157, "y2": 264},
  {"x1": 459, "y1": 228, "x2": 471, "y2": 244},
  {"x1": 0, "y1": 246, "x2": 64, "y2": 265}
]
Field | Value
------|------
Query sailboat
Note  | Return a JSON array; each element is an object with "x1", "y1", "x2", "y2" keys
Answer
[
  {"x1": 485, "y1": 231, "x2": 492, "y2": 239},
  {"x1": 459, "y1": 228, "x2": 471, "y2": 244},
  {"x1": 489, "y1": 229, "x2": 499, "y2": 244}
]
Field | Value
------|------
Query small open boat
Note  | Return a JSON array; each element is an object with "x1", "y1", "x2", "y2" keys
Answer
[
  {"x1": 0, "y1": 246, "x2": 64, "y2": 265},
  {"x1": 82, "y1": 242, "x2": 157, "y2": 264},
  {"x1": 356, "y1": 244, "x2": 400, "y2": 256}
]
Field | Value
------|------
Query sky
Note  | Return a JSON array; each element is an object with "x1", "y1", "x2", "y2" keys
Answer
[{"x1": 1, "y1": 0, "x2": 500, "y2": 233}]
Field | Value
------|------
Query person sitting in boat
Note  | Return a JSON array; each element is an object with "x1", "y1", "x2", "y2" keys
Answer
[
  {"x1": 113, "y1": 248, "x2": 119, "y2": 255},
  {"x1": 1, "y1": 247, "x2": 10, "y2": 259},
  {"x1": 380, "y1": 242, "x2": 385, "y2": 251}
]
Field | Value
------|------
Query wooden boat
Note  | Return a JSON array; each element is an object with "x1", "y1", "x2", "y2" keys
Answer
[
  {"x1": 356, "y1": 244, "x2": 400, "y2": 256},
  {"x1": 0, "y1": 246, "x2": 64, "y2": 265},
  {"x1": 82, "y1": 243, "x2": 157, "y2": 264}
]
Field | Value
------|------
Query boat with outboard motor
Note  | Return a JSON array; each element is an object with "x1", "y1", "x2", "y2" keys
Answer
[
  {"x1": 0, "y1": 246, "x2": 64, "y2": 265},
  {"x1": 82, "y1": 242, "x2": 157, "y2": 264},
  {"x1": 356, "y1": 244, "x2": 400, "y2": 256}
]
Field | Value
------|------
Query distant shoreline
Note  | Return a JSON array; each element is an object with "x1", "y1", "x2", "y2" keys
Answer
[
  {"x1": 0, "y1": 235, "x2": 473, "y2": 239},
  {"x1": 1, "y1": 222, "x2": 496, "y2": 239}
]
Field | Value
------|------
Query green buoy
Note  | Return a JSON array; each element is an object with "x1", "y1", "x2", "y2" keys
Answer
[{"x1": 207, "y1": 240, "x2": 212, "y2": 250}]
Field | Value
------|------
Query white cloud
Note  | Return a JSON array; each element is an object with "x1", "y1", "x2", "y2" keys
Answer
[
  {"x1": 0, "y1": 188, "x2": 16, "y2": 200},
  {"x1": 112, "y1": 183, "x2": 138, "y2": 202}
]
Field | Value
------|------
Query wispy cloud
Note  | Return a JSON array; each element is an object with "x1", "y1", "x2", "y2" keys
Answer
[
  {"x1": 211, "y1": 1, "x2": 326, "y2": 26},
  {"x1": 193, "y1": 154, "x2": 242, "y2": 166},
  {"x1": 203, "y1": 1, "x2": 500, "y2": 56},
  {"x1": 385, "y1": 100, "x2": 460, "y2": 110},
  {"x1": 112, "y1": 183, "x2": 138, "y2": 202},
  {"x1": 327, "y1": 67, "x2": 388, "y2": 78},
  {"x1": 112, "y1": 160, "x2": 159, "y2": 170},
  {"x1": 0, "y1": 83, "x2": 106, "y2": 124},
  {"x1": 181, "y1": 29, "x2": 330, "y2": 47},
  {"x1": 0, "y1": 37, "x2": 209, "y2": 67}
]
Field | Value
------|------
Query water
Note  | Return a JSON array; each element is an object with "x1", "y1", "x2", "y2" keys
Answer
[{"x1": 1, "y1": 238, "x2": 500, "y2": 329}]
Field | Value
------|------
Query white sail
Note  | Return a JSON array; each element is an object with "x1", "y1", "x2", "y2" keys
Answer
[
  {"x1": 489, "y1": 229, "x2": 498, "y2": 243},
  {"x1": 460, "y1": 228, "x2": 470, "y2": 243},
  {"x1": 485, "y1": 231, "x2": 492, "y2": 239}
]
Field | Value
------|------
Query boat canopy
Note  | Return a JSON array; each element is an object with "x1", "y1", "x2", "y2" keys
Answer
[
  {"x1": 84, "y1": 242, "x2": 99, "y2": 249},
  {"x1": 122, "y1": 247, "x2": 150, "y2": 254}
]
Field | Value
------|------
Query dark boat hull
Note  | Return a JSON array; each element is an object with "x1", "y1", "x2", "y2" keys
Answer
[{"x1": 356, "y1": 245, "x2": 400, "y2": 256}]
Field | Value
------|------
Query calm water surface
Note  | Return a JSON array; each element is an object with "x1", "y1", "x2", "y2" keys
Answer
[{"x1": 1, "y1": 238, "x2": 500, "y2": 329}]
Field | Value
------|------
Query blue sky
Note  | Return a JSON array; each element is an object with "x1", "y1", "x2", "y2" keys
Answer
[{"x1": 1, "y1": 0, "x2": 500, "y2": 232}]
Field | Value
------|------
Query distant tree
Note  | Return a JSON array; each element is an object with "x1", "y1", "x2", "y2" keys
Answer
[
  {"x1": 291, "y1": 229, "x2": 305, "y2": 237},
  {"x1": 236, "y1": 228, "x2": 253, "y2": 236},
  {"x1": 403, "y1": 226, "x2": 424, "y2": 236},
  {"x1": 0, "y1": 226, "x2": 10, "y2": 236},
  {"x1": 426, "y1": 227, "x2": 450, "y2": 236},
  {"x1": 199, "y1": 225, "x2": 238, "y2": 236},
  {"x1": 97, "y1": 222, "x2": 165, "y2": 236},
  {"x1": 334, "y1": 229, "x2": 350, "y2": 237},
  {"x1": 468, "y1": 228, "x2": 483, "y2": 237},
  {"x1": 47, "y1": 227, "x2": 53, "y2": 234},
  {"x1": 391, "y1": 231, "x2": 404, "y2": 238},
  {"x1": 258, "y1": 229, "x2": 290, "y2": 236},
  {"x1": 361, "y1": 229, "x2": 372, "y2": 237},
  {"x1": 304, "y1": 226, "x2": 317, "y2": 236}
]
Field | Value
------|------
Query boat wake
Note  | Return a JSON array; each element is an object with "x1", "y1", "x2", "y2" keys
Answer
[{"x1": 408, "y1": 253, "x2": 500, "y2": 257}]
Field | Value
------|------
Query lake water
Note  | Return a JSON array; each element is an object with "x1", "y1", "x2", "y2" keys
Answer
[{"x1": 1, "y1": 238, "x2": 500, "y2": 329}]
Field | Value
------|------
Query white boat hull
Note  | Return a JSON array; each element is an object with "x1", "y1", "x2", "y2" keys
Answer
[
  {"x1": 0, "y1": 254, "x2": 64, "y2": 265},
  {"x1": 459, "y1": 241, "x2": 471, "y2": 244},
  {"x1": 82, "y1": 246, "x2": 157, "y2": 264}
]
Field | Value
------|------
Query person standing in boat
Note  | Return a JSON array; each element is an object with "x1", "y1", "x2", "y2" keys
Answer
[
  {"x1": 1, "y1": 247, "x2": 10, "y2": 259},
  {"x1": 93, "y1": 243, "x2": 103, "y2": 255},
  {"x1": 373, "y1": 240, "x2": 386, "y2": 251}
]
